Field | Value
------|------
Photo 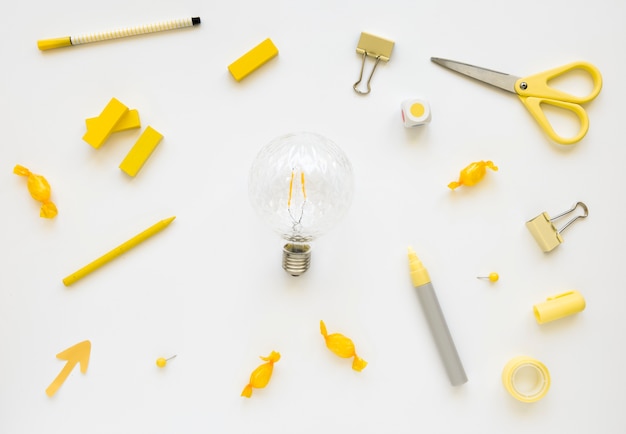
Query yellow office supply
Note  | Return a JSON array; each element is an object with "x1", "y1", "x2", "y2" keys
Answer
[
  {"x1": 448, "y1": 160, "x2": 498, "y2": 190},
  {"x1": 86, "y1": 109, "x2": 140, "y2": 133},
  {"x1": 228, "y1": 38, "x2": 278, "y2": 82},
  {"x1": 408, "y1": 248, "x2": 467, "y2": 386},
  {"x1": 13, "y1": 165, "x2": 58, "y2": 218},
  {"x1": 502, "y1": 356, "x2": 550, "y2": 403},
  {"x1": 38, "y1": 17, "x2": 201, "y2": 51},
  {"x1": 526, "y1": 202, "x2": 588, "y2": 252},
  {"x1": 477, "y1": 272, "x2": 499, "y2": 282},
  {"x1": 83, "y1": 98, "x2": 129, "y2": 149},
  {"x1": 319, "y1": 320, "x2": 367, "y2": 372},
  {"x1": 38, "y1": 37, "x2": 72, "y2": 50},
  {"x1": 119, "y1": 126, "x2": 163, "y2": 177},
  {"x1": 45, "y1": 340, "x2": 91, "y2": 397},
  {"x1": 533, "y1": 290, "x2": 585, "y2": 324},
  {"x1": 156, "y1": 355, "x2": 177, "y2": 368},
  {"x1": 241, "y1": 351, "x2": 281, "y2": 398},
  {"x1": 431, "y1": 57, "x2": 602, "y2": 145},
  {"x1": 408, "y1": 248, "x2": 431, "y2": 287},
  {"x1": 353, "y1": 32, "x2": 394, "y2": 95},
  {"x1": 62, "y1": 216, "x2": 175, "y2": 286}
]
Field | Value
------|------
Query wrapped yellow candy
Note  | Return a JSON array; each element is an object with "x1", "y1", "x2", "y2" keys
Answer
[
  {"x1": 448, "y1": 160, "x2": 498, "y2": 190},
  {"x1": 14, "y1": 164, "x2": 58, "y2": 218},
  {"x1": 241, "y1": 351, "x2": 281, "y2": 398},
  {"x1": 320, "y1": 320, "x2": 367, "y2": 371}
]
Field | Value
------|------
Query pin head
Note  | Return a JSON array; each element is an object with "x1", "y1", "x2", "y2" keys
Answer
[
  {"x1": 477, "y1": 272, "x2": 499, "y2": 282},
  {"x1": 156, "y1": 355, "x2": 177, "y2": 368}
]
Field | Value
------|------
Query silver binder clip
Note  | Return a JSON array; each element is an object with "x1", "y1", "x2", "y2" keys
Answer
[
  {"x1": 526, "y1": 202, "x2": 588, "y2": 252},
  {"x1": 353, "y1": 32, "x2": 394, "y2": 95}
]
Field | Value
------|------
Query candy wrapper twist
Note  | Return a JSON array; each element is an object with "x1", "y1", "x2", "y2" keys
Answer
[
  {"x1": 241, "y1": 351, "x2": 281, "y2": 398},
  {"x1": 320, "y1": 320, "x2": 367, "y2": 371},
  {"x1": 448, "y1": 160, "x2": 498, "y2": 190},
  {"x1": 13, "y1": 165, "x2": 58, "y2": 218}
]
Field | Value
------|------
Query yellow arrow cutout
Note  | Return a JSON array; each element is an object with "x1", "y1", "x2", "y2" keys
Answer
[{"x1": 46, "y1": 340, "x2": 91, "y2": 397}]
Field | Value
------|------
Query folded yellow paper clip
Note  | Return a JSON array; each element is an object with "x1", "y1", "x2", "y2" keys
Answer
[
  {"x1": 526, "y1": 202, "x2": 588, "y2": 252},
  {"x1": 353, "y1": 32, "x2": 394, "y2": 95}
]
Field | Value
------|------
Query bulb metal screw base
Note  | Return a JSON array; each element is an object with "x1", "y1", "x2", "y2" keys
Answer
[{"x1": 282, "y1": 243, "x2": 311, "y2": 276}]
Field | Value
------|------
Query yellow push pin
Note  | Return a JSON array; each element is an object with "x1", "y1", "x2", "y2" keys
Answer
[
  {"x1": 156, "y1": 355, "x2": 176, "y2": 368},
  {"x1": 477, "y1": 272, "x2": 499, "y2": 282}
]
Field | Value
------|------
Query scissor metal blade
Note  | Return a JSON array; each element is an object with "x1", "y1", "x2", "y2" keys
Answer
[{"x1": 431, "y1": 57, "x2": 519, "y2": 93}]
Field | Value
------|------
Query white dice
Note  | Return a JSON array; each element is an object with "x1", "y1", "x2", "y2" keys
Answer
[{"x1": 401, "y1": 99, "x2": 431, "y2": 128}]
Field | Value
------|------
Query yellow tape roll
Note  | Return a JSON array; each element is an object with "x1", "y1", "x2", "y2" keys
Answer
[{"x1": 502, "y1": 356, "x2": 550, "y2": 403}]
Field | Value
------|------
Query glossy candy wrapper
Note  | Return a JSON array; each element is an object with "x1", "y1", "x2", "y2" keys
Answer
[
  {"x1": 14, "y1": 165, "x2": 58, "y2": 218},
  {"x1": 241, "y1": 351, "x2": 281, "y2": 398},
  {"x1": 448, "y1": 160, "x2": 498, "y2": 190},
  {"x1": 320, "y1": 320, "x2": 367, "y2": 371}
]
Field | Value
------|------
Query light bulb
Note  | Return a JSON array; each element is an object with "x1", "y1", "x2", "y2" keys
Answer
[{"x1": 249, "y1": 132, "x2": 354, "y2": 276}]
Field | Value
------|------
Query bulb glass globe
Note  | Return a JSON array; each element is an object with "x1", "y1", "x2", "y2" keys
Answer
[{"x1": 249, "y1": 132, "x2": 354, "y2": 275}]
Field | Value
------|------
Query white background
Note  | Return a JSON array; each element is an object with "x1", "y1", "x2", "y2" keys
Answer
[{"x1": 1, "y1": 0, "x2": 625, "y2": 433}]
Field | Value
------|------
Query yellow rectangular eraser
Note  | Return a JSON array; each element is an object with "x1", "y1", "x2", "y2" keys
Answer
[
  {"x1": 228, "y1": 38, "x2": 278, "y2": 82},
  {"x1": 83, "y1": 98, "x2": 129, "y2": 149},
  {"x1": 86, "y1": 109, "x2": 141, "y2": 134},
  {"x1": 119, "y1": 126, "x2": 163, "y2": 177}
]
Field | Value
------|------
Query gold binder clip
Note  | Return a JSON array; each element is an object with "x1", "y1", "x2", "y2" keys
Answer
[
  {"x1": 353, "y1": 32, "x2": 394, "y2": 95},
  {"x1": 526, "y1": 202, "x2": 588, "y2": 252}
]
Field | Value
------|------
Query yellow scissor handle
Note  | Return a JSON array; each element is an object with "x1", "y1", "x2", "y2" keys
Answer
[
  {"x1": 515, "y1": 61, "x2": 602, "y2": 104},
  {"x1": 518, "y1": 96, "x2": 589, "y2": 145}
]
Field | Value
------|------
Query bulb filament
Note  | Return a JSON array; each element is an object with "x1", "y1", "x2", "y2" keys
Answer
[{"x1": 288, "y1": 169, "x2": 307, "y2": 230}]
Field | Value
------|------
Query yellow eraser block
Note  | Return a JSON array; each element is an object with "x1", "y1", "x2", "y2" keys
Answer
[
  {"x1": 228, "y1": 38, "x2": 278, "y2": 82},
  {"x1": 83, "y1": 98, "x2": 129, "y2": 149},
  {"x1": 119, "y1": 126, "x2": 163, "y2": 177},
  {"x1": 86, "y1": 109, "x2": 140, "y2": 134}
]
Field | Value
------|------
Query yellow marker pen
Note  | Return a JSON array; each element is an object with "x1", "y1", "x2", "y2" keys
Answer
[
  {"x1": 408, "y1": 247, "x2": 467, "y2": 386},
  {"x1": 63, "y1": 216, "x2": 175, "y2": 286},
  {"x1": 38, "y1": 17, "x2": 200, "y2": 51}
]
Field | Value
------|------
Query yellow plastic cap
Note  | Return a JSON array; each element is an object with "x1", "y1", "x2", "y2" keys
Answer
[
  {"x1": 37, "y1": 37, "x2": 72, "y2": 50},
  {"x1": 533, "y1": 290, "x2": 585, "y2": 324}
]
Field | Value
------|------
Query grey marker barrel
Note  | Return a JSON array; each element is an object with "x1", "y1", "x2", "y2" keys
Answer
[{"x1": 415, "y1": 281, "x2": 468, "y2": 386}]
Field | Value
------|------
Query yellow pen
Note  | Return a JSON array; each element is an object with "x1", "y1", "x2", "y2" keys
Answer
[
  {"x1": 408, "y1": 247, "x2": 467, "y2": 386},
  {"x1": 63, "y1": 216, "x2": 175, "y2": 286},
  {"x1": 38, "y1": 17, "x2": 201, "y2": 51}
]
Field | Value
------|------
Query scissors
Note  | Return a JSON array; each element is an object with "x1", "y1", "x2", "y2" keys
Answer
[{"x1": 431, "y1": 57, "x2": 602, "y2": 145}]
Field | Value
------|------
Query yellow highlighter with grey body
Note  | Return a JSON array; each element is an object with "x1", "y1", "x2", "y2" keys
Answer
[
  {"x1": 228, "y1": 38, "x2": 278, "y2": 81},
  {"x1": 408, "y1": 248, "x2": 467, "y2": 386},
  {"x1": 63, "y1": 216, "x2": 175, "y2": 286}
]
